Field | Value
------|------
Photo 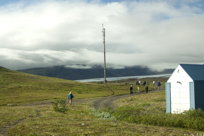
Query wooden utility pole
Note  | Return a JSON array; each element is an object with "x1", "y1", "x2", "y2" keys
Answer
[{"x1": 102, "y1": 24, "x2": 107, "y2": 83}]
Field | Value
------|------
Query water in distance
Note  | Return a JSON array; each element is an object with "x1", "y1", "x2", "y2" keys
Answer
[{"x1": 76, "y1": 74, "x2": 170, "y2": 83}]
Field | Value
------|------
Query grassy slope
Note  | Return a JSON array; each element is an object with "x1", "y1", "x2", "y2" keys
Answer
[
  {"x1": 1, "y1": 94, "x2": 201, "y2": 136},
  {"x1": 112, "y1": 91, "x2": 204, "y2": 132},
  {"x1": 2, "y1": 104, "x2": 200, "y2": 136},
  {"x1": 0, "y1": 67, "x2": 129, "y2": 105},
  {"x1": 1, "y1": 67, "x2": 202, "y2": 135}
]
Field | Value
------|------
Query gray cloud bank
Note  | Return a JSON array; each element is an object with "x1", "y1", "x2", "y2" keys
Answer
[{"x1": 0, "y1": 0, "x2": 204, "y2": 70}]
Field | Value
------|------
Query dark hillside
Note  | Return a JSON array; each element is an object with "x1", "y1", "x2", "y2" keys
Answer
[{"x1": 19, "y1": 65, "x2": 173, "y2": 80}]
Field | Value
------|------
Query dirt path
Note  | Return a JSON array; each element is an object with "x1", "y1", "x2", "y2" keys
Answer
[
  {"x1": 92, "y1": 86, "x2": 164, "y2": 110},
  {"x1": 0, "y1": 109, "x2": 41, "y2": 136},
  {"x1": 92, "y1": 92, "x2": 147, "y2": 110},
  {"x1": 0, "y1": 118, "x2": 26, "y2": 136},
  {"x1": 0, "y1": 94, "x2": 130, "y2": 135}
]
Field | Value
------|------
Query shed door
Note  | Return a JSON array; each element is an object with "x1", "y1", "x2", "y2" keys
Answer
[
  {"x1": 171, "y1": 81, "x2": 190, "y2": 113},
  {"x1": 171, "y1": 82, "x2": 181, "y2": 113}
]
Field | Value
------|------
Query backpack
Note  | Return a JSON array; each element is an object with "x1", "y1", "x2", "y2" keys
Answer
[{"x1": 68, "y1": 94, "x2": 74, "y2": 99}]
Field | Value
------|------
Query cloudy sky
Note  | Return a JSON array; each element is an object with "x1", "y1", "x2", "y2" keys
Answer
[{"x1": 0, "y1": 0, "x2": 204, "y2": 70}]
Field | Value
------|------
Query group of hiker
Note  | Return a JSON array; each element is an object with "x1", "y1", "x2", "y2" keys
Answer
[
  {"x1": 130, "y1": 80, "x2": 161, "y2": 94},
  {"x1": 67, "y1": 80, "x2": 162, "y2": 105}
]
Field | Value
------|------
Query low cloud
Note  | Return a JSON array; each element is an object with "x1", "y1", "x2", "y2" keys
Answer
[{"x1": 0, "y1": 0, "x2": 204, "y2": 70}]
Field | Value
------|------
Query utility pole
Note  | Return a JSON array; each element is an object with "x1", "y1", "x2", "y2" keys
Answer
[{"x1": 102, "y1": 24, "x2": 107, "y2": 83}]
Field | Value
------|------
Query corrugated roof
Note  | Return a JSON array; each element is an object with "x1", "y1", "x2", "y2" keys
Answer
[{"x1": 180, "y1": 64, "x2": 204, "y2": 80}]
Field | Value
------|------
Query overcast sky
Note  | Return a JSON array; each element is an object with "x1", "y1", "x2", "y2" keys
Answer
[{"x1": 0, "y1": 0, "x2": 204, "y2": 70}]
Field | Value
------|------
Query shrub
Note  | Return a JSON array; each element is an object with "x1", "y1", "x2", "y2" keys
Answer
[
  {"x1": 184, "y1": 109, "x2": 204, "y2": 118},
  {"x1": 92, "y1": 109, "x2": 116, "y2": 120},
  {"x1": 53, "y1": 100, "x2": 68, "y2": 113}
]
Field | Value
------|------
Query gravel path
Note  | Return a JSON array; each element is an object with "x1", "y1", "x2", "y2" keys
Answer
[
  {"x1": 92, "y1": 87, "x2": 163, "y2": 109},
  {"x1": 92, "y1": 92, "x2": 146, "y2": 110}
]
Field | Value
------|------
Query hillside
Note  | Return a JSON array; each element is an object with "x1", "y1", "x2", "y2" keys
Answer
[
  {"x1": 18, "y1": 65, "x2": 173, "y2": 80},
  {"x1": 1, "y1": 66, "x2": 202, "y2": 135},
  {"x1": 0, "y1": 67, "x2": 128, "y2": 105}
]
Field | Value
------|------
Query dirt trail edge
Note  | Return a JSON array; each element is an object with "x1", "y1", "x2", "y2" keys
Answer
[
  {"x1": 0, "y1": 109, "x2": 41, "y2": 136},
  {"x1": 93, "y1": 91, "x2": 149, "y2": 110}
]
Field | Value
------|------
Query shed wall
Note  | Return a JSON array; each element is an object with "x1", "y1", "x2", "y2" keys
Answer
[
  {"x1": 189, "y1": 82, "x2": 195, "y2": 109},
  {"x1": 165, "y1": 83, "x2": 171, "y2": 113},
  {"x1": 194, "y1": 81, "x2": 204, "y2": 110},
  {"x1": 168, "y1": 66, "x2": 192, "y2": 113}
]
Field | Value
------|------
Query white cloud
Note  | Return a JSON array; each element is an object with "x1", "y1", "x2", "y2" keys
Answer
[{"x1": 0, "y1": 0, "x2": 204, "y2": 70}]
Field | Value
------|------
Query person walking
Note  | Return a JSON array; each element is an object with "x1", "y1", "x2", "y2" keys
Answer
[
  {"x1": 157, "y1": 81, "x2": 161, "y2": 90},
  {"x1": 136, "y1": 80, "x2": 140, "y2": 85},
  {"x1": 136, "y1": 80, "x2": 140, "y2": 92},
  {"x1": 142, "y1": 81, "x2": 146, "y2": 86},
  {"x1": 137, "y1": 86, "x2": 140, "y2": 93},
  {"x1": 145, "y1": 86, "x2": 149, "y2": 93},
  {"x1": 68, "y1": 91, "x2": 74, "y2": 105},
  {"x1": 130, "y1": 84, "x2": 133, "y2": 95},
  {"x1": 152, "y1": 80, "x2": 155, "y2": 90}
]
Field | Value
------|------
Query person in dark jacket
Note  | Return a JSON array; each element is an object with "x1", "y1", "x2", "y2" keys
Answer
[
  {"x1": 142, "y1": 81, "x2": 146, "y2": 86},
  {"x1": 130, "y1": 84, "x2": 133, "y2": 94},
  {"x1": 157, "y1": 81, "x2": 161, "y2": 90},
  {"x1": 68, "y1": 91, "x2": 74, "y2": 105},
  {"x1": 145, "y1": 86, "x2": 149, "y2": 93}
]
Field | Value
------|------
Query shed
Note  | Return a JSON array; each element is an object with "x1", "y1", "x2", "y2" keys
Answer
[{"x1": 166, "y1": 64, "x2": 204, "y2": 114}]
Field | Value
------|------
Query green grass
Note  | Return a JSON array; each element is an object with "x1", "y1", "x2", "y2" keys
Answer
[
  {"x1": 1, "y1": 103, "x2": 201, "y2": 136},
  {"x1": 0, "y1": 67, "x2": 203, "y2": 135},
  {"x1": 0, "y1": 106, "x2": 36, "y2": 128},
  {"x1": 112, "y1": 91, "x2": 204, "y2": 131},
  {"x1": 0, "y1": 67, "x2": 163, "y2": 105},
  {"x1": 0, "y1": 67, "x2": 130, "y2": 105}
]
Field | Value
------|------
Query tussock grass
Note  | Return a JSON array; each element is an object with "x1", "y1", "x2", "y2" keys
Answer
[
  {"x1": 113, "y1": 91, "x2": 204, "y2": 131},
  {"x1": 53, "y1": 99, "x2": 68, "y2": 113},
  {"x1": 2, "y1": 104, "x2": 200, "y2": 136}
]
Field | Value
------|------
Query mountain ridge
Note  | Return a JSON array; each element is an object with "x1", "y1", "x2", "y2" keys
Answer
[{"x1": 18, "y1": 65, "x2": 173, "y2": 80}]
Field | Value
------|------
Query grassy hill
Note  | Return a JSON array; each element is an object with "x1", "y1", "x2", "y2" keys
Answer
[
  {"x1": 0, "y1": 67, "x2": 129, "y2": 105},
  {"x1": 1, "y1": 67, "x2": 203, "y2": 135}
]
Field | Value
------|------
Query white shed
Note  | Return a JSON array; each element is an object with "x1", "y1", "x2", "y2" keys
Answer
[{"x1": 166, "y1": 64, "x2": 204, "y2": 114}]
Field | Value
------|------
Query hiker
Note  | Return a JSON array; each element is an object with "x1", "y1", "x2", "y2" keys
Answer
[
  {"x1": 152, "y1": 80, "x2": 155, "y2": 89},
  {"x1": 142, "y1": 81, "x2": 146, "y2": 86},
  {"x1": 136, "y1": 80, "x2": 140, "y2": 92},
  {"x1": 136, "y1": 80, "x2": 140, "y2": 85},
  {"x1": 68, "y1": 91, "x2": 74, "y2": 105},
  {"x1": 137, "y1": 86, "x2": 140, "y2": 92},
  {"x1": 145, "y1": 86, "x2": 149, "y2": 93},
  {"x1": 130, "y1": 84, "x2": 133, "y2": 94},
  {"x1": 157, "y1": 81, "x2": 161, "y2": 90}
]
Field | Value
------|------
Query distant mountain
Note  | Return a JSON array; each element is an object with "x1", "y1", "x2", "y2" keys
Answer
[{"x1": 18, "y1": 65, "x2": 173, "y2": 80}]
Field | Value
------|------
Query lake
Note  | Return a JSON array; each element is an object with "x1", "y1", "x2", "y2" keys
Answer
[{"x1": 76, "y1": 74, "x2": 170, "y2": 83}]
